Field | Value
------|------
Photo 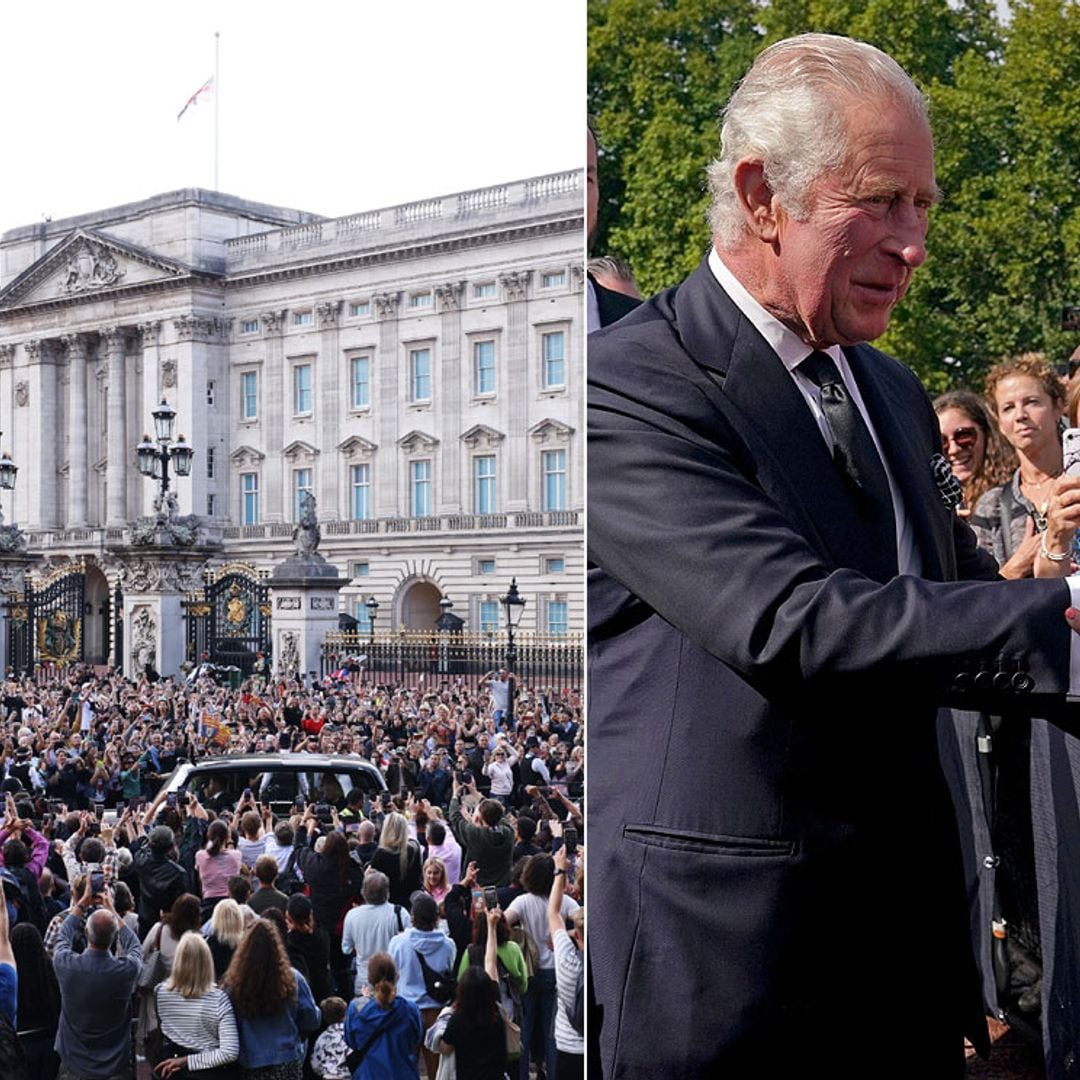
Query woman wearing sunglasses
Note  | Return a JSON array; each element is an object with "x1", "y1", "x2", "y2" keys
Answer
[{"x1": 934, "y1": 390, "x2": 1015, "y2": 519}]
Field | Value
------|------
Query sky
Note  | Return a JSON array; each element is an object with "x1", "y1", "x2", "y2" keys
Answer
[{"x1": 0, "y1": 0, "x2": 583, "y2": 235}]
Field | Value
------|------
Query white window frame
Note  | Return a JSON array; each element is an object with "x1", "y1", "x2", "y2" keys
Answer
[
  {"x1": 240, "y1": 472, "x2": 259, "y2": 525},
  {"x1": 240, "y1": 318, "x2": 259, "y2": 335},
  {"x1": 409, "y1": 292, "x2": 433, "y2": 310},
  {"x1": 206, "y1": 446, "x2": 216, "y2": 480},
  {"x1": 541, "y1": 270, "x2": 567, "y2": 289},
  {"x1": 292, "y1": 467, "x2": 313, "y2": 522},
  {"x1": 546, "y1": 597, "x2": 569, "y2": 636},
  {"x1": 473, "y1": 339, "x2": 496, "y2": 397},
  {"x1": 410, "y1": 459, "x2": 432, "y2": 518},
  {"x1": 473, "y1": 281, "x2": 496, "y2": 300},
  {"x1": 541, "y1": 329, "x2": 566, "y2": 390},
  {"x1": 292, "y1": 310, "x2": 314, "y2": 327},
  {"x1": 473, "y1": 455, "x2": 497, "y2": 515},
  {"x1": 349, "y1": 354, "x2": 372, "y2": 411},
  {"x1": 350, "y1": 561, "x2": 370, "y2": 578},
  {"x1": 409, "y1": 346, "x2": 432, "y2": 403},
  {"x1": 542, "y1": 449, "x2": 567, "y2": 511},
  {"x1": 350, "y1": 462, "x2": 372, "y2": 521},
  {"x1": 479, "y1": 598, "x2": 500, "y2": 635},
  {"x1": 293, "y1": 362, "x2": 313, "y2": 416},
  {"x1": 241, "y1": 370, "x2": 258, "y2": 421},
  {"x1": 348, "y1": 300, "x2": 371, "y2": 318}
]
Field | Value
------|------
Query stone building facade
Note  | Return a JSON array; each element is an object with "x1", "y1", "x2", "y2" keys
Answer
[{"x1": 0, "y1": 173, "x2": 583, "y2": 665}]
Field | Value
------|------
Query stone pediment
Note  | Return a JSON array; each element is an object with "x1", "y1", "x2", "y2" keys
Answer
[
  {"x1": 0, "y1": 229, "x2": 200, "y2": 311},
  {"x1": 398, "y1": 429, "x2": 439, "y2": 453},
  {"x1": 528, "y1": 417, "x2": 574, "y2": 443},
  {"x1": 282, "y1": 440, "x2": 319, "y2": 462},
  {"x1": 337, "y1": 435, "x2": 378, "y2": 460},
  {"x1": 230, "y1": 444, "x2": 266, "y2": 468},
  {"x1": 460, "y1": 423, "x2": 505, "y2": 448}
]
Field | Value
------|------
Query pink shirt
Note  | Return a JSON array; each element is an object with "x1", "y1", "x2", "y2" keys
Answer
[{"x1": 195, "y1": 847, "x2": 242, "y2": 898}]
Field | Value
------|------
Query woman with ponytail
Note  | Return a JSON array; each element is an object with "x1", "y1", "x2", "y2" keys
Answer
[
  {"x1": 343, "y1": 952, "x2": 422, "y2": 1080},
  {"x1": 196, "y1": 820, "x2": 242, "y2": 921}
]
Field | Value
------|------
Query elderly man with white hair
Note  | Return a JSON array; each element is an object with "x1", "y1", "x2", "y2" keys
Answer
[{"x1": 589, "y1": 31, "x2": 1080, "y2": 1078}]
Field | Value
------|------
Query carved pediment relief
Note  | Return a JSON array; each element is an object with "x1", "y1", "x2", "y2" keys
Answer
[
  {"x1": 337, "y1": 435, "x2": 378, "y2": 460},
  {"x1": 230, "y1": 444, "x2": 266, "y2": 468},
  {"x1": 460, "y1": 424, "x2": 505, "y2": 449},
  {"x1": 0, "y1": 229, "x2": 199, "y2": 311},
  {"x1": 397, "y1": 429, "x2": 439, "y2": 454},
  {"x1": 528, "y1": 418, "x2": 574, "y2": 443}
]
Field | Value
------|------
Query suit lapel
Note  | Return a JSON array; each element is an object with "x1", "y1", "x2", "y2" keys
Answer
[
  {"x1": 844, "y1": 346, "x2": 954, "y2": 580},
  {"x1": 672, "y1": 262, "x2": 897, "y2": 581}
]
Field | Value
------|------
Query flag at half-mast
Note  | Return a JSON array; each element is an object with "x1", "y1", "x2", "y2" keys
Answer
[{"x1": 177, "y1": 76, "x2": 214, "y2": 121}]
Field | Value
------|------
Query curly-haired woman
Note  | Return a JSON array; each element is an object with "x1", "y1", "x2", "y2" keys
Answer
[{"x1": 222, "y1": 919, "x2": 321, "y2": 1080}]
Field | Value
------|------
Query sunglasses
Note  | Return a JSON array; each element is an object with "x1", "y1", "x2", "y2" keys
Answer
[{"x1": 941, "y1": 426, "x2": 979, "y2": 449}]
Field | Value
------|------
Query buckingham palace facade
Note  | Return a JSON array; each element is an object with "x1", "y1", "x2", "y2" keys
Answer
[{"x1": 0, "y1": 171, "x2": 583, "y2": 662}]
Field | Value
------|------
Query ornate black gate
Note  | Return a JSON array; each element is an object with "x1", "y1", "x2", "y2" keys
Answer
[
  {"x1": 185, "y1": 563, "x2": 270, "y2": 676},
  {"x1": 6, "y1": 562, "x2": 86, "y2": 675}
]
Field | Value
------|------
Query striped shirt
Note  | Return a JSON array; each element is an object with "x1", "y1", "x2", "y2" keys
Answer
[
  {"x1": 552, "y1": 930, "x2": 583, "y2": 1055},
  {"x1": 155, "y1": 984, "x2": 239, "y2": 1072}
]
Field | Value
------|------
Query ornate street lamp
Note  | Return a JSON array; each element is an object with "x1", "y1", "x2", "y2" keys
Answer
[
  {"x1": 136, "y1": 399, "x2": 194, "y2": 495},
  {"x1": 500, "y1": 578, "x2": 526, "y2": 726},
  {"x1": 366, "y1": 596, "x2": 380, "y2": 644}
]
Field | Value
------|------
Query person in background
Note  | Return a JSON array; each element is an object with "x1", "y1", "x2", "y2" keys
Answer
[
  {"x1": 152, "y1": 931, "x2": 240, "y2": 1080},
  {"x1": 934, "y1": 389, "x2": 1016, "y2": 518},
  {"x1": 547, "y1": 846, "x2": 583, "y2": 1080},
  {"x1": 222, "y1": 919, "x2": 321, "y2": 1080},
  {"x1": 11, "y1": 922, "x2": 61, "y2": 1080},
  {"x1": 343, "y1": 953, "x2": 422, "y2": 1080},
  {"x1": 309, "y1": 996, "x2": 349, "y2": 1080}
]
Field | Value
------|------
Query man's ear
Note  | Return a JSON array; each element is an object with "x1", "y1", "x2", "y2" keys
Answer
[{"x1": 733, "y1": 159, "x2": 779, "y2": 242}]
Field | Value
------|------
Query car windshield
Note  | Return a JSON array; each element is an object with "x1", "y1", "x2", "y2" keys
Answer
[{"x1": 185, "y1": 765, "x2": 380, "y2": 809}]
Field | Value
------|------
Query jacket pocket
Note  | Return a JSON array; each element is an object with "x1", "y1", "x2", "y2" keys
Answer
[{"x1": 623, "y1": 822, "x2": 794, "y2": 857}]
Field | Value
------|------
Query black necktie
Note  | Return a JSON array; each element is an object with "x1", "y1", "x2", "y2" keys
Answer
[{"x1": 799, "y1": 350, "x2": 898, "y2": 575}]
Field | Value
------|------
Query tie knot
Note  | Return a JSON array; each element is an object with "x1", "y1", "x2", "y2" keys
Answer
[{"x1": 799, "y1": 350, "x2": 843, "y2": 390}]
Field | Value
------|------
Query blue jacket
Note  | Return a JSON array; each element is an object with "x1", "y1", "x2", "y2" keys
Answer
[
  {"x1": 231, "y1": 967, "x2": 321, "y2": 1067},
  {"x1": 344, "y1": 995, "x2": 422, "y2": 1079},
  {"x1": 387, "y1": 927, "x2": 456, "y2": 1010}
]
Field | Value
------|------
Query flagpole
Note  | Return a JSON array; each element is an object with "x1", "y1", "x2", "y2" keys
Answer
[{"x1": 214, "y1": 31, "x2": 220, "y2": 190}]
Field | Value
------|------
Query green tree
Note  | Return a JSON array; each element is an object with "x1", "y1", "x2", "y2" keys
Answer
[{"x1": 587, "y1": 0, "x2": 760, "y2": 293}]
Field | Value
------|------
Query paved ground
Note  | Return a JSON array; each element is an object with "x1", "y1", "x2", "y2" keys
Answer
[{"x1": 966, "y1": 1019, "x2": 1044, "y2": 1078}]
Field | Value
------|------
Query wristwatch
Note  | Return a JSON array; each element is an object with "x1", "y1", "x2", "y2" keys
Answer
[{"x1": 553, "y1": 869, "x2": 566, "y2": 877}]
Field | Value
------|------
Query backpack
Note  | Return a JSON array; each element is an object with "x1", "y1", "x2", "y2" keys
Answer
[
  {"x1": 276, "y1": 848, "x2": 305, "y2": 896},
  {"x1": 466, "y1": 943, "x2": 523, "y2": 1024},
  {"x1": 414, "y1": 948, "x2": 457, "y2": 1004},
  {"x1": 509, "y1": 924, "x2": 539, "y2": 979}
]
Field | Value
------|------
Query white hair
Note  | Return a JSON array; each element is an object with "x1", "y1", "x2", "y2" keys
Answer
[{"x1": 708, "y1": 33, "x2": 929, "y2": 249}]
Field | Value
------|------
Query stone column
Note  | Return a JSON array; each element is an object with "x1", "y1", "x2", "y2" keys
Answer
[
  {"x1": 101, "y1": 326, "x2": 127, "y2": 527},
  {"x1": 373, "y1": 292, "x2": 401, "y2": 517},
  {"x1": 499, "y1": 271, "x2": 531, "y2": 511},
  {"x1": 24, "y1": 340, "x2": 59, "y2": 530},
  {"x1": 62, "y1": 334, "x2": 89, "y2": 527},
  {"x1": 261, "y1": 310, "x2": 287, "y2": 522},
  {"x1": 435, "y1": 282, "x2": 465, "y2": 513},
  {"x1": 316, "y1": 300, "x2": 342, "y2": 518},
  {"x1": 136, "y1": 322, "x2": 161, "y2": 517}
]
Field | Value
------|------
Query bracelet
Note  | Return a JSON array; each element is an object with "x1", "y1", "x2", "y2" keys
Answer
[
  {"x1": 553, "y1": 868, "x2": 566, "y2": 877},
  {"x1": 1040, "y1": 539, "x2": 1072, "y2": 563}
]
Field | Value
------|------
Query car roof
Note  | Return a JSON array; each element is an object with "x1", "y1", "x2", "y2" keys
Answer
[{"x1": 164, "y1": 752, "x2": 386, "y2": 789}]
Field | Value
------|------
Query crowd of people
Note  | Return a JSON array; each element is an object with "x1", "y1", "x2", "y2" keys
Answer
[{"x1": 0, "y1": 662, "x2": 584, "y2": 1080}]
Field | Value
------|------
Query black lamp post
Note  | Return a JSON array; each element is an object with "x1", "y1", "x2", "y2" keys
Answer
[
  {"x1": 0, "y1": 432, "x2": 17, "y2": 526},
  {"x1": 365, "y1": 596, "x2": 379, "y2": 645},
  {"x1": 136, "y1": 399, "x2": 194, "y2": 498},
  {"x1": 500, "y1": 578, "x2": 526, "y2": 727}
]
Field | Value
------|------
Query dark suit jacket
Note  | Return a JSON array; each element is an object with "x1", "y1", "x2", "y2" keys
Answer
[
  {"x1": 590, "y1": 272, "x2": 641, "y2": 328},
  {"x1": 587, "y1": 259, "x2": 1073, "y2": 1078}
]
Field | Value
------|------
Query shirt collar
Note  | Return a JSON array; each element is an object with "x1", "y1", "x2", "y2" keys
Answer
[{"x1": 707, "y1": 247, "x2": 843, "y2": 373}]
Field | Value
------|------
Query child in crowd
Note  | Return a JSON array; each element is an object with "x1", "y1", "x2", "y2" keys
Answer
[{"x1": 311, "y1": 996, "x2": 350, "y2": 1080}]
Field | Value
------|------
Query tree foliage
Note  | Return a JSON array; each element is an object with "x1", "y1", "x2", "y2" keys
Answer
[{"x1": 588, "y1": 0, "x2": 1080, "y2": 392}]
